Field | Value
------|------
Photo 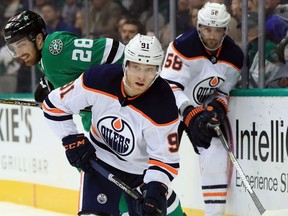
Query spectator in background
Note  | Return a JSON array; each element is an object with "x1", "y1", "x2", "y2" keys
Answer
[
  {"x1": 189, "y1": 7, "x2": 199, "y2": 27},
  {"x1": 265, "y1": 14, "x2": 288, "y2": 45},
  {"x1": 89, "y1": 0, "x2": 123, "y2": 38},
  {"x1": 228, "y1": 0, "x2": 242, "y2": 46},
  {"x1": 41, "y1": 2, "x2": 81, "y2": 35},
  {"x1": 246, "y1": 12, "x2": 282, "y2": 88},
  {"x1": 61, "y1": 0, "x2": 80, "y2": 26},
  {"x1": 117, "y1": 15, "x2": 129, "y2": 36},
  {"x1": 119, "y1": 16, "x2": 145, "y2": 44},
  {"x1": 139, "y1": 0, "x2": 166, "y2": 35},
  {"x1": 74, "y1": 8, "x2": 97, "y2": 38},
  {"x1": 4, "y1": 0, "x2": 25, "y2": 21},
  {"x1": 32, "y1": 0, "x2": 47, "y2": 17},
  {"x1": 275, "y1": 3, "x2": 288, "y2": 20},
  {"x1": 0, "y1": 33, "x2": 20, "y2": 93},
  {"x1": 176, "y1": 0, "x2": 191, "y2": 36},
  {"x1": 118, "y1": 0, "x2": 149, "y2": 18},
  {"x1": 265, "y1": 0, "x2": 281, "y2": 18},
  {"x1": 188, "y1": 0, "x2": 205, "y2": 9},
  {"x1": 74, "y1": 9, "x2": 85, "y2": 36},
  {"x1": 248, "y1": 0, "x2": 258, "y2": 12},
  {"x1": 159, "y1": 0, "x2": 193, "y2": 50}
]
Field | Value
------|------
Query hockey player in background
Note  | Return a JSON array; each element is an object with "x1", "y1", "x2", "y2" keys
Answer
[
  {"x1": 4, "y1": 11, "x2": 186, "y2": 216},
  {"x1": 161, "y1": 2, "x2": 244, "y2": 216},
  {"x1": 42, "y1": 34, "x2": 180, "y2": 216},
  {"x1": 4, "y1": 9, "x2": 124, "y2": 131}
]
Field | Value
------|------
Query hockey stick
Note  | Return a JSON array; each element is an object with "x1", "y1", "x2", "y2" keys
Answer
[
  {"x1": 89, "y1": 159, "x2": 164, "y2": 216},
  {"x1": 0, "y1": 98, "x2": 42, "y2": 108},
  {"x1": 0, "y1": 98, "x2": 91, "y2": 112},
  {"x1": 211, "y1": 125, "x2": 288, "y2": 216}
]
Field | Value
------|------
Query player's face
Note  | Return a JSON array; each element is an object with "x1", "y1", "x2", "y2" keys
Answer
[
  {"x1": 199, "y1": 25, "x2": 226, "y2": 50},
  {"x1": 120, "y1": 24, "x2": 139, "y2": 45},
  {"x1": 6, "y1": 37, "x2": 39, "y2": 66},
  {"x1": 124, "y1": 62, "x2": 157, "y2": 97}
]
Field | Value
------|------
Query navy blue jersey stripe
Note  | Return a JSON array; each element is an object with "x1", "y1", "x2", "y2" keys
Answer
[
  {"x1": 43, "y1": 112, "x2": 73, "y2": 121},
  {"x1": 202, "y1": 184, "x2": 228, "y2": 190},
  {"x1": 205, "y1": 200, "x2": 226, "y2": 204}
]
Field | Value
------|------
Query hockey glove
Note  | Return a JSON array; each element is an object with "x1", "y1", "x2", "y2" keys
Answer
[
  {"x1": 207, "y1": 98, "x2": 228, "y2": 123},
  {"x1": 141, "y1": 181, "x2": 168, "y2": 216},
  {"x1": 34, "y1": 76, "x2": 54, "y2": 102},
  {"x1": 62, "y1": 134, "x2": 97, "y2": 172},
  {"x1": 183, "y1": 105, "x2": 219, "y2": 149}
]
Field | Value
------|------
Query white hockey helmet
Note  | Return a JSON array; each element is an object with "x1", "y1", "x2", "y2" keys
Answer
[
  {"x1": 197, "y1": 2, "x2": 231, "y2": 51},
  {"x1": 197, "y1": 2, "x2": 231, "y2": 28},
  {"x1": 123, "y1": 34, "x2": 164, "y2": 72}
]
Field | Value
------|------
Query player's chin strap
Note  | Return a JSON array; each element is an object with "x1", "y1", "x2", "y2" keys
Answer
[{"x1": 208, "y1": 123, "x2": 288, "y2": 216}]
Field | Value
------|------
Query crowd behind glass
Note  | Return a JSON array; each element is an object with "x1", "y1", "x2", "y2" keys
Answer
[{"x1": 0, "y1": 0, "x2": 288, "y2": 94}]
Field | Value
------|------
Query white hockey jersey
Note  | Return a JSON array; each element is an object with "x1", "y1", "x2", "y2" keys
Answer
[
  {"x1": 161, "y1": 28, "x2": 244, "y2": 109},
  {"x1": 42, "y1": 64, "x2": 180, "y2": 186}
]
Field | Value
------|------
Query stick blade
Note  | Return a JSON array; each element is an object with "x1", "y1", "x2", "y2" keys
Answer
[{"x1": 262, "y1": 209, "x2": 288, "y2": 216}]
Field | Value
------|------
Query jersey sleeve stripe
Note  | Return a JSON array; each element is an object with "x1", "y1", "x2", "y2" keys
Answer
[
  {"x1": 42, "y1": 101, "x2": 66, "y2": 114},
  {"x1": 165, "y1": 79, "x2": 185, "y2": 91},
  {"x1": 148, "y1": 159, "x2": 179, "y2": 175},
  {"x1": 203, "y1": 192, "x2": 227, "y2": 197},
  {"x1": 43, "y1": 112, "x2": 73, "y2": 121},
  {"x1": 106, "y1": 40, "x2": 120, "y2": 64}
]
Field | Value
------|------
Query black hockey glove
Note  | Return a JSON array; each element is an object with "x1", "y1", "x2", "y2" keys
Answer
[
  {"x1": 183, "y1": 105, "x2": 219, "y2": 149},
  {"x1": 34, "y1": 76, "x2": 54, "y2": 102},
  {"x1": 141, "y1": 181, "x2": 167, "y2": 216},
  {"x1": 62, "y1": 133, "x2": 97, "y2": 173},
  {"x1": 207, "y1": 98, "x2": 228, "y2": 123}
]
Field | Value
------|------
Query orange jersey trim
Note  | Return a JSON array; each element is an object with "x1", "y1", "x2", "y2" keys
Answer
[
  {"x1": 149, "y1": 159, "x2": 178, "y2": 175},
  {"x1": 42, "y1": 102, "x2": 66, "y2": 114},
  {"x1": 203, "y1": 192, "x2": 227, "y2": 197},
  {"x1": 171, "y1": 43, "x2": 242, "y2": 71}
]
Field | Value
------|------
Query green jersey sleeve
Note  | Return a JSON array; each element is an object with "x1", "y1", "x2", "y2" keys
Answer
[{"x1": 39, "y1": 31, "x2": 125, "y2": 88}]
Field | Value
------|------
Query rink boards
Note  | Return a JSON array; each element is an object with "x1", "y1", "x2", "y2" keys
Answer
[{"x1": 0, "y1": 89, "x2": 288, "y2": 216}]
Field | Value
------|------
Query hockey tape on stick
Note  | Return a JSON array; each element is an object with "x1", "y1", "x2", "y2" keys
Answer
[
  {"x1": 89, "y1": 159, "x2": 164, "y2": 216},
  {"x1": 0, "y1": 98, "x2": 42, "y2": 108},
  {"x1": 0, "y1": 98, "x2": 91, "y2": 112},
  {"x1": 210, "y1": 124, "x2": 288, "y2": 216}
]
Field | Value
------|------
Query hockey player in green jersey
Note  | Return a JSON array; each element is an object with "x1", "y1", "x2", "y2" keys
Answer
[{"x1": 4, "y1": 10, "x2": 186, "y2": 216}]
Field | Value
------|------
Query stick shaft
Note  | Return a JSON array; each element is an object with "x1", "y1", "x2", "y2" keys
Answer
[
  {"x1": 214, "y1": 126, "x2": 266, "y2": 215},
  {"x1": 89, "y1": 160, "x2": 164, "y2": 216},
  {"x1": 0, "y1": 98, "x2": 42, "y2": 108},
  {"x1": 0, "y1": 98, "x2": 91, "y2": 112},
  {"x1": 90, "y1": 160, "x2": 142, "y2": 200}
]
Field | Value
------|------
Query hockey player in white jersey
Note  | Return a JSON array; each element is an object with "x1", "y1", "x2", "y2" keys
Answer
[
  {"x1": 42, "y1": 34, "x2": 180, "y2": 216},
  {"x1": 161, "y1": 2, "x2": 244, "y2": 216}
]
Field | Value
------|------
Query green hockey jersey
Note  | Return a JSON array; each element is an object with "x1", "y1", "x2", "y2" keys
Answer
[
  {"x1": 38, "y1": 31, "x2": 125, "y2": 131},
  {"x1": 39, "y1": 31, "x2": 125, "y2": 88}
]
